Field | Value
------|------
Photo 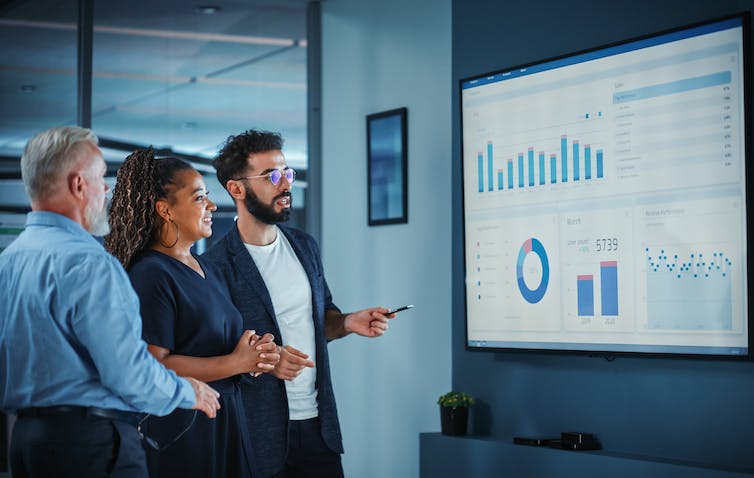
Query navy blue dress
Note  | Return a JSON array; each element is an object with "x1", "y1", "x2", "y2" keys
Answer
[{"x1": 129, "y1": 250, "x2": 255, "y2": 478}]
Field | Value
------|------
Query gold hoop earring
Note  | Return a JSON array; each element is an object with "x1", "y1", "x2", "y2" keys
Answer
[{"x1": 159, "y1": 219, "x2": 179, "y2": 248}]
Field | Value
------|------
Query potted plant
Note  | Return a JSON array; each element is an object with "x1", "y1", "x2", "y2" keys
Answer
[{"x1": 437, "y1": 391, "x2": 475, "y2": 436}]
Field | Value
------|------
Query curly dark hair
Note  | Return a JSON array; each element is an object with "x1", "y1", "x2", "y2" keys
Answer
[
  {"x1": 213, "y1": 129, "x2": 284, "y2": 192},
  {"x1": 105, "y1": 148, "x2": 193, "y2": 269}
]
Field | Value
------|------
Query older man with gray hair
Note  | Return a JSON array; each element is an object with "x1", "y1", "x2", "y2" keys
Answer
[{"x1": 0, "y1": 126, "x2": 221, "y2": 478}]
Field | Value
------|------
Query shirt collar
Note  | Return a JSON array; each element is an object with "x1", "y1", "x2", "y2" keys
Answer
[{"x1": 26, "y1": 211, "x2": 99, "y2": 242}]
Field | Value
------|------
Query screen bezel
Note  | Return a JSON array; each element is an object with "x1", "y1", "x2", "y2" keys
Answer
[{"x1": 459, "y1": 12, "x2": 753, "y2": 360}]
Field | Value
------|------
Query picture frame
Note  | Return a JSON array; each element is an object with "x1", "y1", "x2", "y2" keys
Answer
[{"x1": 367, "y1": 107, "x2": 408, "y2": 226}]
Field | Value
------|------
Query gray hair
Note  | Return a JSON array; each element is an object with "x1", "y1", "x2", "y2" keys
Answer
[{"x1": 21, "y1": 126, "x2": 99, "y2": 201}]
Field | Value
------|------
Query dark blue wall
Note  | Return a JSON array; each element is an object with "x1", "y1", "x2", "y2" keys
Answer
[{"x1": 452, "y1": 0, "x2": 754, "y2": 469}]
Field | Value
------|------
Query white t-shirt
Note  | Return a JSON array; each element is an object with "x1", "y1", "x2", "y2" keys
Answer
[{"x1": 245, "y1": 227, "x2": 318, "y2": 420}]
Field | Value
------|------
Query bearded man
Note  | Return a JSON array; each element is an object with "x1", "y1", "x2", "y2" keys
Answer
[{"x1": 203, "y1": 129, "x2": 394, "y2": 478}]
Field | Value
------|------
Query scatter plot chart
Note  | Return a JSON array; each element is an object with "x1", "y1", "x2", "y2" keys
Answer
[{"x1": 645, "y1": 247, "x2": 732, "y2": 330}]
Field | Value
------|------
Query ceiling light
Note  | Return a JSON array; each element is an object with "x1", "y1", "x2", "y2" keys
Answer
[
  {"x1": 21, "y1": 85, "x2": 36, "y2": 93},
  {"x1": 195, "y1": 5, "x2": 220, "y2": 14}
]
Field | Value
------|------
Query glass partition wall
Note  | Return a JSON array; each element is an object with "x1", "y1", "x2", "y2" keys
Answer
[
  {"x1": 0, "y1": 0, "x2": 310, "y2": 233},
  {"x1": 0, "y1": 0, "x2": 78, "y2": 206}
]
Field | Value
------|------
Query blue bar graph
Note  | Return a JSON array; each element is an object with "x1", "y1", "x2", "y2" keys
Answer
[
  {"x1": 573, "y1": 140, "x2": 580, "y2": 181},
  {"x1": 527, "y1": 148, "x2": 535, "y2": 187},
  {"x1": 584, "y1": 145, "x2": 591, "y2": 180},
  {"x1": 474, "y1": 137, "x2": 604, "y2": 192},
  {"x1": 477, "y1": 152, "x2": 484, "y2": 192},
  {"x1": 487, "y1": 141, "x2": 494, "y2": 191},
  {"x1": 561, "y1": 135, "x2": 568, "y2": 182},
  {"x1": 538, "y1": 152, "x2": 545, "y2": 185},
  {"x1": 600, "y1": 261, "x2": 618, "y2": 316},
  {"x1": 577, "y1": 275, "x2": 594, "y2": 316},
  {"x1": 517, "y1": 153, "x2": 524, "y2": 188},
  {"x1": 550, "y1": 154, "x2": 556, "y2": 184},
  {"x1": 596, "y1": 149, "x2": 604, "y2": 178}
]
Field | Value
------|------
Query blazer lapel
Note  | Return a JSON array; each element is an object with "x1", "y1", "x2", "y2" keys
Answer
[{"x1": 228, "y1": 224, "x2": 277, "y2": 323}]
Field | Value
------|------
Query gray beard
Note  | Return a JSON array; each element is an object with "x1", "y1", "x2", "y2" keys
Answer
[{"x1": 85, "y1": 200, "x2": 111, "y2": 236}]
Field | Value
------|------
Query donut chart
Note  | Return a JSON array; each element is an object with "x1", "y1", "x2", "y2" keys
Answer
[{"x1": 516, "y1": 238, "x2": 550, "y2": 303}]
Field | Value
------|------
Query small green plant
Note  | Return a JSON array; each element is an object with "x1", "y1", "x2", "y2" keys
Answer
[{"x1": 437, "y1": 391, "x2": 475, "y2": 408}]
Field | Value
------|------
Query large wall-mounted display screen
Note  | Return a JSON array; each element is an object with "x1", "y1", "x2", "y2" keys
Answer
[{"x1": 461, "y1": 15, "x2": 751, "y2": 357}]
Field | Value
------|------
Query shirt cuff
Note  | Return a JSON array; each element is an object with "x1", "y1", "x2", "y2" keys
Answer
[{"x1": 177, "y1": 377, "x2": 196, "y2": 409}]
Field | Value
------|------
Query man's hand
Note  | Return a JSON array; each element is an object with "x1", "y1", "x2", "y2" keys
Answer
[
  {"x1": 272, "y1": 345, "x2": 315, "y2": 380},
  {"x1": 232, "y1": 330, "x2": 280, "y2": 376},
  {"x1": 186, "y1": 377, "x2": 221, "y2": 418},
  {"x1": 344, "y1": 307, "x2": 394, "y2": 337},
  {"x1": 249, "y1": 332, "x2": 281, "y2": 376}
]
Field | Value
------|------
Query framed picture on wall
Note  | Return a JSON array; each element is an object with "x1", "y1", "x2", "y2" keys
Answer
[{"x1": 367, "y1": 107, "x2": 408, "y2": 226}]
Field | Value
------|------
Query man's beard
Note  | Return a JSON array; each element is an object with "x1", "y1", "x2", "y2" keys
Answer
[
  {"x1": 85, "y1": 198, "x2": 111, "y2": 236},
  {"x1": 244, "y1": 186, "x2": 291, "y2": 225}
]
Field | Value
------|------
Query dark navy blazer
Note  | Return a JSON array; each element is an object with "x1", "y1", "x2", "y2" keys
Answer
[{"x1": 203, "y1": 223, "x2": 343, "y2": 477}]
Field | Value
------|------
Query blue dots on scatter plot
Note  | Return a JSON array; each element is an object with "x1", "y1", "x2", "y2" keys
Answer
[
  {"x1": 646, "y1": 248, "x2": 733, "y2": 330},
  {"x1": 646, "y1": 249, "x2": 732, "y2": 280}
]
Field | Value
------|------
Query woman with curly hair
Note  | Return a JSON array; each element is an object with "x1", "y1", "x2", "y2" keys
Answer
[{"x1": 105, "y1": 149, "x2": 280, "y2": 477}]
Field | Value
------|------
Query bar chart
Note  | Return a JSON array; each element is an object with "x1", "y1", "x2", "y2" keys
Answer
[
  {"x1": 576, "y1": 261, "x2": 619, "y2": 317},
  {"x1": 576, "y1": 275, "x2": 595, "y2": 316},
  {"x1": 475, "y1": 135, "x2": 604, "y2": 193}
]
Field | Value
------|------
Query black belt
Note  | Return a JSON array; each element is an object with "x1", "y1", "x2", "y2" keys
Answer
[
  {"x1": 17, "y1": 406, "x2": 141, "y2": 427},
  {"x1": 292, "y1": 416, "x2": 320, "y2": 424}
]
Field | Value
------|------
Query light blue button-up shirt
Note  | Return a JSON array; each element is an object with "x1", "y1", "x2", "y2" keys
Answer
[{"x1": 0, "y1": 211, "x2": 194, "y2": 414}]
